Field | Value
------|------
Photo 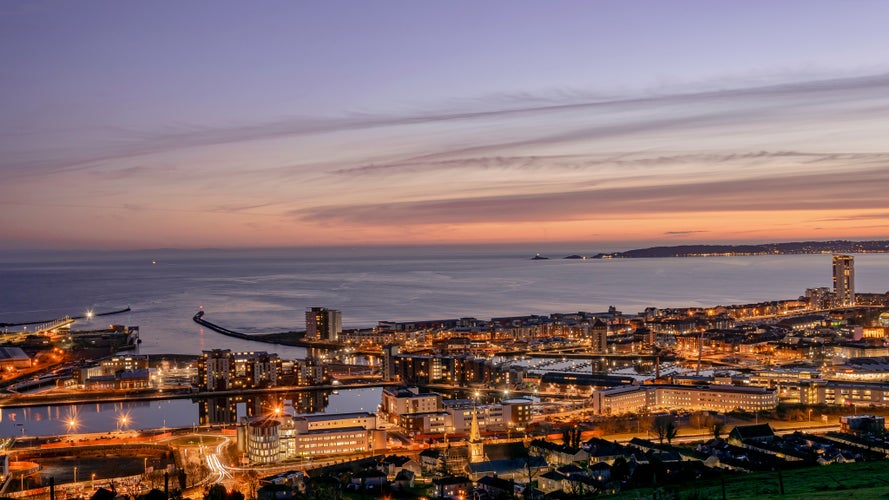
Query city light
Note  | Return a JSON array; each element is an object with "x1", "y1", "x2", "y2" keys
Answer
[{"x1": 118, "y1": 413, "x2": 130, "y2": 432}]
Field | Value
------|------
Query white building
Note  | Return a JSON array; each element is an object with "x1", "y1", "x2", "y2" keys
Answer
[
  {"x1": 592, "y1": 384, "x2": 778, "y2": 415},
  {"x1": 381, "y1": 386, "x2": 442, "y2": 423},
  {"x1": 240, "y1": 411, "x2": 381, "y2": 463}
]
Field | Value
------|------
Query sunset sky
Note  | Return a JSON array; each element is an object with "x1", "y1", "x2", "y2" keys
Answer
[{"x1": 3, "y1": 1, "x2": 889, "y2": 250}]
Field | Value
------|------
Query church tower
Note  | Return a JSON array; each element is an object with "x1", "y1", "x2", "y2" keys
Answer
[{"x1": 468, "y1": 401, "x2": 485, "y2": 463}]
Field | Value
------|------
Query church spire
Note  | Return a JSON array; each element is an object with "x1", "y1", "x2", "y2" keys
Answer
[
  {"x1": 469, "y1": 396, "x2": 484, "y2": 463},
  {"x1": 470, "y1": 401, "x2": 481, "y2": 443}
]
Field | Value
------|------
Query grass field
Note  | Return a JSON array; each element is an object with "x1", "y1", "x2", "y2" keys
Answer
[{"x1": 605, "y1": 461, "x2": 889, "y2": 499}]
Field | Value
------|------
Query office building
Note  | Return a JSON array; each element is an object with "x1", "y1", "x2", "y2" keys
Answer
[
  {"x1": 833, "y1": 255, "x2": 855, "y2": 307},
  {"x1": 239, "y1": 412, "x2": 381, "y2": 463},
  {"x1": 591, "y1": 384, "x2": 778, "y2": 415}
]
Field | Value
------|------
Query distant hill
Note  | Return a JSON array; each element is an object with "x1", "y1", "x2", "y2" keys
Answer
[{"x1": 591, "y1": 240, "x2": 889, "y2": 259}]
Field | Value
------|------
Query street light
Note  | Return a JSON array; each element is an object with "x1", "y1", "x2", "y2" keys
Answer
[
  {"x1": 92, "y1": 472, "x2": 96, "y2": 489},
  {"x1": 73, "y1": 466, "x2": 78, "y2": 484}
]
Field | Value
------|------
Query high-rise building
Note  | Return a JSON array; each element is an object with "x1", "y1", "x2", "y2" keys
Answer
[
  {"x1": 833, "y1": 255, "x2": 855, "y2": 307},
  {"x1": 382, "y1": 344, "x2": 400, "y2": 381},
  {"x1": 590, "y1": 318, "x2": 608, "y2": 354},
  {"x1": 305, "y1": 307, "x2": 342, "y2": 341},
  {"x1": 805, "y1": 287, "x2": 833, "y2": 310}
]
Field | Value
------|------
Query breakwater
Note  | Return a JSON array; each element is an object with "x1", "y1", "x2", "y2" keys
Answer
[{"x1": 0, "y1": 306, "x2": 132, "y2": 327}]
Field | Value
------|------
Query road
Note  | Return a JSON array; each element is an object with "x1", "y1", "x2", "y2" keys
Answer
[{"x1": 205, "y1": 437, "x2": 233, "y2": 484}]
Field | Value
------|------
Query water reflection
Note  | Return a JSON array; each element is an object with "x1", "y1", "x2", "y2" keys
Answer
[
  {"x1": 0, "y1": 400, "x2": 195, "y2": 438},
  {"x1": 0, "y1": 387, "x2": 381, "y2": 438},
  {"x1": 197, "y1": 391, "x2": 331, "y2": 426}
]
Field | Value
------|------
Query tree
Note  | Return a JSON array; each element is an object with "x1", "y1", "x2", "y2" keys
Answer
[
  {"x1": 712, "y1": 421, "x2": 725, "y2": 440},
  {"x1": 305, "y1": 475, "x2": 343, "y2": 500},
  {"x1": 690, "y1": 411, "x2": 706, "y2": 430},
  {"x1": 518, "y1": 443, "x2": 545, "y2": 487},
  {"x1": 611, "y1": 456, "x2": 630, "y2": 483},
  {"x1": 204, "y1": 484, "x2": 246, "y2": 500},
  {"x1": 651, "y1": 416, "x2": 678, "y2": 444},
  {"x1": 205, "y1": 484, "x2": 228, "y2": 500},
  {"x1": 244, "y1": 470, "x2": 260, "y2": 500},
  {"x1": 665, "y1": 420, "x2": 678, "y2": 444},
  {"x1": 560, "y1": 426, "x2": 582, "y2": 448}
]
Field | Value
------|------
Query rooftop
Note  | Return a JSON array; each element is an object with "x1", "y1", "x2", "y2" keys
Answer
[{"x1": 296, "y1": 412, "x2": 375, "y2": 422}]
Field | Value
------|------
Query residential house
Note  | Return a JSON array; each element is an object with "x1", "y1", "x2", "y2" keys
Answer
[
  {"x1": 432, "y1": 476, "x2": 472, "y2": 500},
  {"x1": 477, "y1": 475, "x2": 514, "y2": 499}
]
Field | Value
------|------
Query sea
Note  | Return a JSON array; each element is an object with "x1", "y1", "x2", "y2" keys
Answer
[{"x1": 1, "y1": 247, "x2": 888, "y2": 435}]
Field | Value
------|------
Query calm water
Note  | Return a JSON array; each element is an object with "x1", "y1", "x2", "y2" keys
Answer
[
  {"x1": 2, "y1": 249, "x2": 889, "y2": 356},
  {"x1": 0, "y1": 387, "x2": 384, "y2": 437}
]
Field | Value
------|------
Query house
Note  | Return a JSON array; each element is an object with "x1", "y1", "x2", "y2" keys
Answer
[
  {"x1": 379, "y1": 454, "x2": 422, "y2": 478},
  {"x1": 538, "y1": 470, "x2": 566, "y2": 493},
  {"x1": 420, "y1": 448, "x2": 442, "y2": 474},
  {"x1": 627, "y1": 438, "x2": 709, "y2": 463},
  {"x1": 260, "y1": 470, "x2": 305, "y2": 487},
  {"x1": 728, "y1": 424, "x2": 776, "y2": 446},
  {"x1": 351, "y1": 469, "x2": 388, "y2": 490},
  {"x1": 585, "y1": 438, "x2": 632, "y2": 464},
  {"x1": 589, "y1": 462, "x2": 611, "y2": 482},
  {"x1": 529, "y1": 439, "x2": 590, "y2": 465},
  {"x1": 562, "y1": 474, "x2": 599, "y2": 496},
  {"x1": 432, "y1": 476, "x2": 472, "y2": 500},
  {"x1": 392, "y1": 470, "x2": 415, "y2": 490},
  {"x1": 555, "y1": 464, "x2": 584, "y2": 476},
  {"x1": 477, "y1": 475, "x2": 515, "y2": 499},
  {"x1": 257, "y1": 484, "x2": 295, "y2": 500}
]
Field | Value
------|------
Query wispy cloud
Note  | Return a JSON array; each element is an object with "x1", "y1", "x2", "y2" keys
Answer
[
  {"x1": 6, "y1": 71, "x2": 889, "y2": 181},
  {"x1": 294, "y1": 167, "x2": 889, "y2": 225}
]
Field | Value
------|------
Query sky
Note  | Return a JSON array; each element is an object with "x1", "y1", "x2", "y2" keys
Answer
[{"x1": 2, "y1": 1, "x2": 889, "y2": 250}]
